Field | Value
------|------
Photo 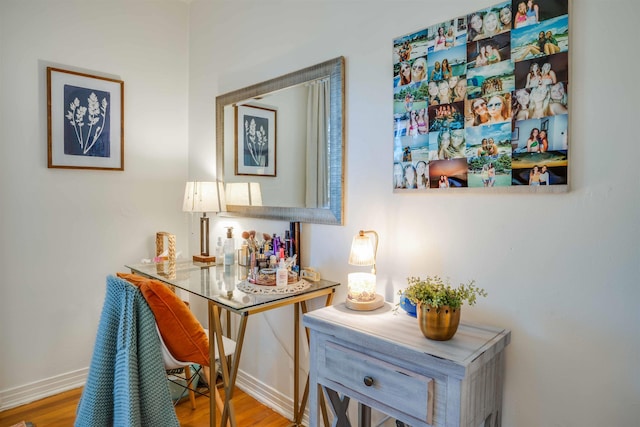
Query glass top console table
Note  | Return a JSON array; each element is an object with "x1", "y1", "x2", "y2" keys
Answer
[{"x1": 126, "y1": 259, "x2": 340, "y2": 427}]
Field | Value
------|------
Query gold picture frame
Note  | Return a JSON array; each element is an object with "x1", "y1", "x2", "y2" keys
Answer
[{"x1": 47, "y1": 67, "x2": 124, "y2": 170}]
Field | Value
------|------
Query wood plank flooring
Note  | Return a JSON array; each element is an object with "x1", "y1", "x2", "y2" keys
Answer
[{"x1": 0, "y1": 386, "x2": 292, "y2": 427}]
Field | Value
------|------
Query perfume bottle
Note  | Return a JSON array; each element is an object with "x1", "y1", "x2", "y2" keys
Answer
[
  {"x1": 276, "y1": 258, "x2": 288, "y2": 287},
  {"x1": 284, "y1": 230, "x2": 292, "y2": 257},
  {"x1": 223, "y1": 227, "x2": 235, "y2": 266}
]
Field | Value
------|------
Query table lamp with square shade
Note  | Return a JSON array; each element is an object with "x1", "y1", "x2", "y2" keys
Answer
[
  {"x1": 347, "y1": 230, "x2": 384, "y2": 311},
  {"x1": 225, "y1": 182, "x2": 263, "y2": 206},
  {"x1": 183, "y1": 181, "x2": 226, "y2": 263}
]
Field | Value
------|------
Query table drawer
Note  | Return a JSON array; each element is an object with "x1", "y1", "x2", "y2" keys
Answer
[{"x1": 322, "y1": 341, "x2": 434, "y2": 425}]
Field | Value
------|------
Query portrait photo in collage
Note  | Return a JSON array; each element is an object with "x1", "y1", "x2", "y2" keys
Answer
[{"x1": 393, "y1": 0, "x2": 569, "y2": 190}]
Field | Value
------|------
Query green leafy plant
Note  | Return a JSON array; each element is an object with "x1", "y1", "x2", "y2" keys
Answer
[{"x1": 401, "y1": 275, "x2": 487, "y2": 310}]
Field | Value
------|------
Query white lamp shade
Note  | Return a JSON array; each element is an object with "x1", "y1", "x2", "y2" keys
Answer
[
  {"x1": 348, "y1": 233, "x2": 375, "y2": 266},
  {"x1": 225, "y1": 182, "x2": 263, "y2": 206},
  {"x1": 346, "y1": 230, "x2": 383, "y2": 311},
  {"x1": 183, "y1": 181, "x2": 226, "y2": 213}
]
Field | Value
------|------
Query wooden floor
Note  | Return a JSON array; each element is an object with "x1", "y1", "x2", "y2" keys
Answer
[{"x1": 0, "y1": 386, "x2": 293, "y2": 427}]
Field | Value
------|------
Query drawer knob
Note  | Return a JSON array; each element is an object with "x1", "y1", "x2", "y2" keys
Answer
[{"x1": 363, "y1": 376, "x2": 374, "y2": 387}]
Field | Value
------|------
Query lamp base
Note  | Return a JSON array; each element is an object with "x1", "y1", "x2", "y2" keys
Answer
[
  {"x1": 193, "y1": 254, "x2": 216, "y2": 263},
  {"x1": 345, "y1": 294, "x2": 385, "y2": 311}
]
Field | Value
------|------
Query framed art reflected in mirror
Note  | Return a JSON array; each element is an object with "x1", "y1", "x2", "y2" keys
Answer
[{"x1": 235, "y1": 104, "x2": 277, "y2": 177}]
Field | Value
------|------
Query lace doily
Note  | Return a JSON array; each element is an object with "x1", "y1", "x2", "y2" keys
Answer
[{"x1": 236, "y1": 279, "x2": 311, "y2": 295}]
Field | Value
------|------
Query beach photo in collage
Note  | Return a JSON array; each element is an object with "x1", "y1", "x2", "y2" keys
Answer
[
  {"x1": 467, "y1": 60, "x2": 515, "y2": 101},
  {"x1": 394, "y1": 133, "x2": 431, "y2": 162},
  {"x1": 511, "y1": 150, "x2": 567, "y2": 186},
  {"x1": 427, "y1": 45, "x2": 467, "y2": 83},
  {"x1": 466, "y1": 122, "x2": 513, "y2": 157},
  {"x1": 467, "y1": 155, "x2": 512, "y2": 188},
  {"x1": 465, "y1": 122, "x2": 513, "y2": 187},
  {"x1": 391, "y1": 0, "x2": 569, "y2": 191},
  {"x1": 512, "y1": 0, "x2": 569, "y2": 31},
  {"x1": 511, "y1": 14, "x2": 568, "y2": 62},
  {"x1": 429, "y1": 158, "x2": 469, "y2": 188},
  {"x1": 428, "y1": 18, "x2": 467, "y2": 54}
]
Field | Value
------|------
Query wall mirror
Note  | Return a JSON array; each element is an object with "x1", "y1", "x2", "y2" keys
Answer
[{"x1": 216, "y1": 56, "x2": 345, "y2": 225}]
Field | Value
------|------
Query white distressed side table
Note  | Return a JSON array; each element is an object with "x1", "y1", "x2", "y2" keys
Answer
[{"x1": 303, "y1": 303, "x2": 510, "y2": 427}]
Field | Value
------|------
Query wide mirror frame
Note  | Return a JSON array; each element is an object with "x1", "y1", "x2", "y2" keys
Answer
[{"x1": 216, "y1": 57, "x2": 345, "y2": 225}]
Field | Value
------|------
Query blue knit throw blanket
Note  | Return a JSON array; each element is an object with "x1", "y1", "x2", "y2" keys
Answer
[{"x1": 75, "y1": 275, "x2": 179, "y2": 426}]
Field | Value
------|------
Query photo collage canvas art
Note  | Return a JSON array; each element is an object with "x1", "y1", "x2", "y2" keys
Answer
[{"x1": 393, "y1": 0, "x2": 569, "y2": 190}]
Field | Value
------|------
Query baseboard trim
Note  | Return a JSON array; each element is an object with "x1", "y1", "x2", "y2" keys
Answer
[
  {"x1": 235, "y1": 370, "x2": 309, "y2": 426},
  {"x1": 1, "y1": 366, "x2": 309, "y2": 425},
  {"x1": 0, "y1": 368, "x2": 88, "y2": 411}
]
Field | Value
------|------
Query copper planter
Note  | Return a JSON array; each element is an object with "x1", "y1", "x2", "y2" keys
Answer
[{"x1": 417, "y1": 303, "x2": 461, "y2": 341}]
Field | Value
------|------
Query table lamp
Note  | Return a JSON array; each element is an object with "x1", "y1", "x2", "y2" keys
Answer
[
  {"x1": 183, "y1": 181, "x2": 226, "y2": 263},
  {"x1": 347, "y1": 230, "x2": 384, "y2": 311},
  {"x1": 225, "y1": 182, "x2": 263, "y2": 206}
]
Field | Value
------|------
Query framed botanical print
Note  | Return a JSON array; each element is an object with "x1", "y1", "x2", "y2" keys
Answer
[
  {"x1": 235, "y1": 104, "x2": 276, "y2": 177},
  {"x1": 47, "y1": 67, "x2": 124, "y2": 170}
]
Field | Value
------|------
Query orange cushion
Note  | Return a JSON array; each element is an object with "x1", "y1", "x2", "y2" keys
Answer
[
  {"x1": 116, "y1": 272, "x2": 148, "y2": 287},
  {"x1": 118, "y1": 273, "x2": 209, "y2": 367}
]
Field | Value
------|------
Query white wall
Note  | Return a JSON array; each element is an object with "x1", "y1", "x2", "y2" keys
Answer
[
  {"x1": 189, "y1": 0, "x2": 640, "y2": 426},
  {"x1": 0, "y1": 0, "x2": 190, "y2": 407}
]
